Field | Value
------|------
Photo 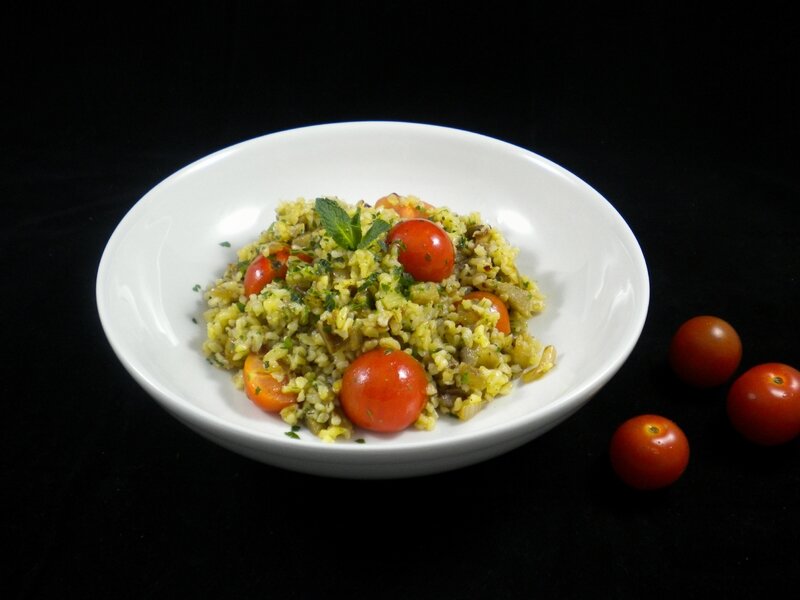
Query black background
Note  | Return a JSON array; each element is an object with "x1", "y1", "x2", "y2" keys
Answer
[{"x1": 5, "y1": 4, "x2": 799, "y2": 598}]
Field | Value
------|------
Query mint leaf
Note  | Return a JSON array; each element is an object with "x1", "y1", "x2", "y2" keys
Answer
[
  {"x1": 358, "y1": 219, "x2": 390, "y2": 249},
  {"x1": 350, "y1": 206, "x2": 362, "y2": 248},
  {"x1": 315, "y1": 198, "x2": 360, "y2": 250}
]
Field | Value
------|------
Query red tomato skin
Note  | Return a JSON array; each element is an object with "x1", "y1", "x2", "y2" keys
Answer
[
  {"x1": 463, "y1": 291, "x2": 511, "y2": 334},
  {"x1": 386, "y1": 219, "x2": 455, "y2": 283},
  {"x1": 243, "y1": 353, "x2": 297, "y2": 412},
  {"x1": 340, "y1": 349, "x2": 429, "y2": 432},
  {"x1": 609, "y1": 415, "x2": 690, "y2": 490},
  {"x1": 726, "y1": 363, "x2": 800, "y2": 445},
  {"x1": 668, "y1": 316, "x2": 742, "y2": 388},
  {"x1": 244, "y1": 248, "x2": 311, "y2": 296},
  {"x1": 375, "y1": 194, "x2": 434, "y2": 219}
]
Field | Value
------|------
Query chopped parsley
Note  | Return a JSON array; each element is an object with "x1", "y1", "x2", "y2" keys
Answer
[
  {"x1": 219, "y1": 241, "x2": 231, "y2": 247},
  {"x1": 192, "y1": 284, "x2": 201, "y2": 292},
  {"x1": 324, "y1": 291, "x2": 337, "y2": 312},
  {"x1": 357, "y1": 272, "x2": 379, "y2": 293},
  {"x1": 316, "y1": 258, "x2": 332, "y2": 274},
  {"x1": 284, "y1": 431, "x2": 300, "y2": 439},
  {"x1": 393, "y1": 267, "x2": 415, "y2": 297}
]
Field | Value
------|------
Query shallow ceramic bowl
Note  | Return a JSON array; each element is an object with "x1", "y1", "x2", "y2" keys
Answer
[{"x1": 96, "y1": 121, "x2": 649, "y2": 478}]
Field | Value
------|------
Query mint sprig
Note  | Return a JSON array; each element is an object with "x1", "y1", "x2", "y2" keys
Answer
[
  {"x1": 314, "y1": 197, "x2": 390, "y2": 251},
  {"x1": 358, "y1": 218, "x2": 390, "y2": 249}
]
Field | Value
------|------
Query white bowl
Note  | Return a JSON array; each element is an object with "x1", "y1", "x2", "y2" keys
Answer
[{"x1": 96, "y1": 121, "x2": 649, "y2": 478}]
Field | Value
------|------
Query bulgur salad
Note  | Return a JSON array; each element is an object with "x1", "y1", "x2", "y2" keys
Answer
[{"x1": 201, "y1": 194, "x2": 555, "y2": 442}]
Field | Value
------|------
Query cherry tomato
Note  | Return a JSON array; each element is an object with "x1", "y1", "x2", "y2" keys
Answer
[
  {"x1": 375, "y1": 193, "x2": 434, "y2": 219},
  {"x1": 726, "y1": 363, "x2": 800, "y2": 445},
  {"x1": 340, "y1": 349, "x2": 429, "y2": 432},
  {"x1": 243, "y1": 353, "x2": 297, "y2": 412},
  {"x1": 609, "y1": 414, "x2": 690, "y2": 490},
  {"x1": 386, "y1": 219, "x2": 455, "y2": 282},
  {"x1": 668, "y1": 315, "x2": 742, "y2": 387},
  {"x1": 244, "y1": 247, "x2": 312, "y2": 296},
  {"x1": 463, "y1": 291, "x2": 511, "y2": 334}
]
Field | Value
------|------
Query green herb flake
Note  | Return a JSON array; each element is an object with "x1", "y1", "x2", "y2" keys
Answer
[
  {"x1": 285, "y1": 431, "x2": 300, "y2": 439},
  {"x1": 191, "y1": 317, "x2": 198, "y2": 324},
  {"x1": 357, "y1": 272, "x2": 379, "y2": 293},
  {"x1": 192, "y1": 284, "x2": 201, "y2": 292},
  {"x1": 395, "y1": 268, "x2": 415, "y2": 298},
  {"x1": 316, "y1": 258, "x2": 331, "y2": 274},
  {"x1": 291, "y1": 425, "x2": 301, "y2": 432},
  {"x1": 355, "y1": 438, "x2": 366, "y2": 444},
  {"x1": 324, "y1": 292, "x2": 337, "y2": 312},
  {"x1": 219, "y1": 241, "x2": 231, "y2": 247},
  {"x1": 236, "y1": 302, "x2": 246, "y2": 312}
]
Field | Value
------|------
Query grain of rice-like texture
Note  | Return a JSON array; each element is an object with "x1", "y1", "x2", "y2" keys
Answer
[{"x1": 202, "y1": 195, "x2": 554, "y2": 442}]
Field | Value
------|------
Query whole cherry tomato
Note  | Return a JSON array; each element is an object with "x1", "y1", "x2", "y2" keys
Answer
[
  {"x1": 463, "y1": 291, "x2": 511, "y2": 334},
  {"x1": 243, "y1": 353, "x2": 297, "y2": 412},
  {"x1": 386, "y1": 219, "x2": 455, "y2": 282},
  {"x1": 726, "y1": 363, "x2": 800, "y2": 445},
  {"x1": 244, "y1": 247, "x2": 311, "y2": 296},
  {"x1": 609, "y1": 414, "x2": 690, "y2": 490},
  {"x1": 668, "y1": 315, "x2": 742, "y2": 387},
  {"x1": 375, "y1": 193, "x2": 434, "y2": 219},
  {"x1": 340, "y1": 349, "x2": 429, "y2": 432}
]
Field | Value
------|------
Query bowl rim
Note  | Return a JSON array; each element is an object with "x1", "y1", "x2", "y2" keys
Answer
[{"x1": 96, "y1": 120, "x2": 650, "y2": 458}]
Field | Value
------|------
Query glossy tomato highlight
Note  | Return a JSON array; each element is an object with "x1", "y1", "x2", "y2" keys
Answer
[
  {"x1": 726, "y1": 363, "x2": 800, "y2": 445},
  {"x1": 340, "y1": 349, "x2": 429, "y2": 432},
  {"x1": 668, "y1": 315, "x2": 742, "y2": 388},
  {"x1": 386, "y1": 219, "x2": 455, "y2": 283},
  {"x1": 609, "y1": 414, "x2": 690, "y2": 490},
  {"x1": 243, "y1": 353, "x2": 297, "y2": 412}
]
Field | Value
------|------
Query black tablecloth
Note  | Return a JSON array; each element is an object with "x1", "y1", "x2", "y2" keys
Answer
[{"x1": 6, "y1": 6, "x2": 798, "y2": 598}]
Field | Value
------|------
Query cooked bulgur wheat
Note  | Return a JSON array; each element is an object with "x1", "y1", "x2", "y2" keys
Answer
[{"x1": 202, "y1": 195, "x2": 554, "y2": 442}]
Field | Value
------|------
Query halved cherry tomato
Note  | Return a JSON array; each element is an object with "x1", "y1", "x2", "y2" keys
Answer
[
  {"x1": 668, "y1": 315, "x2": 742, "y2": 388},
  {"x1": 386, "y1": 218, "x2": 455, "y2": 282},
  {"x1": 243, "y1": 353, "x2": 297, "y2": 412},
  {"x1": 340, "y1": 349, "x2": 429, "y2": 432},
  {"x1": 609, "y1": 414, "x2": 690, "y2": 490},
  {"x1": 243, "y1": 247, "x2": 312, "y2": 296},
  {"x1": 375, "y1": 193, "x2": 434, "y2": 219},
  {"x1": 726, "y1": 363, "x2": 800, "y2": 445},
  {"x1": 463, "y1": 291, "x2": 511, "y2": 334}
]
